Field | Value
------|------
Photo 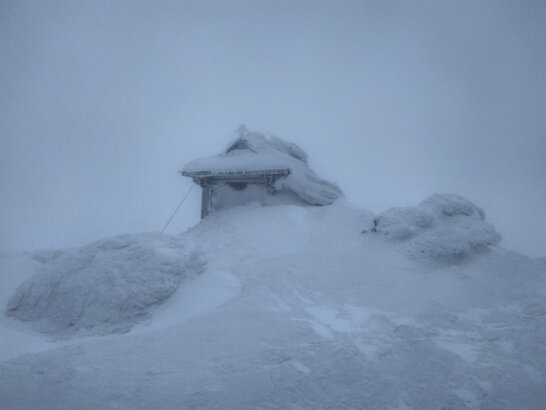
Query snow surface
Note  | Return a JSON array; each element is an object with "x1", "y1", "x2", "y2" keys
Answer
[
  {"x1": 182, "y1": 126, "x2": 343, "y2": 206},
  {"x1": 1, "y1": 198, "x2": 545, "y2": 409}
]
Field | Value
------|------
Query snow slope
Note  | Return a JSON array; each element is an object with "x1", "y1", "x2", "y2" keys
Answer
[{"x1": 1, "y1": 199, "x2": 545, "y2": 409}]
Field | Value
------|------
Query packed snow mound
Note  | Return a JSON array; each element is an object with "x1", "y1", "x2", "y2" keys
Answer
[
  {"x1": 363, "y1": 194, "x2": 501, "y2": 261},
  {"x1": 182, "y1": 125, "x2": 343, "y2": 206},
  {"x1": 5, "y1": 233, "x2": 206, "y2": 336}
]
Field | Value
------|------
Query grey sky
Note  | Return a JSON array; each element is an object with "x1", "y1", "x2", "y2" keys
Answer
[{"x1": 1, "y1": 0, "x2": 545, "y2": 256}]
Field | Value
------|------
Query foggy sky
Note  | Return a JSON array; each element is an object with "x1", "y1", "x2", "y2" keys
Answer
[{"x1": 1, "y1": 0, "x2": 545, "y2": 257}]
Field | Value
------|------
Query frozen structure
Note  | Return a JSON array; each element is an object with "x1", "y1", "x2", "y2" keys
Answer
[{"x1": 181, "y1": 125, "x2": 343, "y2": 217}]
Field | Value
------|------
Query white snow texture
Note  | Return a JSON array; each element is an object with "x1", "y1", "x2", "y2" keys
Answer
[
  {"x1": 363, "y1": 194, "x2": 501, "y2": 261},
  {"x1": 1, "y1": 196, "x2": 544, "y2": 409},
  {"x1": 5, "y1": 233, "x2": 206, "y2": 336}
]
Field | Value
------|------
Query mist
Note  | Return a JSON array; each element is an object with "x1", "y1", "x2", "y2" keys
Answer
[{"x1": 1, "y1": 0, "x2": 545, "y2": 257}]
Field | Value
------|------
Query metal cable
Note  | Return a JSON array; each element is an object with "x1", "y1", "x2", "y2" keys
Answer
[{"x1": 161, "y1": 184, "x2": 195, "y2": 233}]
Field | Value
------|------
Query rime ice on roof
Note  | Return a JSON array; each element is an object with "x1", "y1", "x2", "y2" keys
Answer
[{"x1": 182, "y1": 125, "x2": 343, "y2": 217}]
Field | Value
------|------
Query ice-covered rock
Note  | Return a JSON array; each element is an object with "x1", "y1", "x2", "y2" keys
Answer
[
  {"x1": 420, "y1": 193, "x2": 486, "y2": 220},
  {"x1": 409, "y1": 220, "x2": 501, "y2": 260},
  {"x1": 364, "y1": 206, "x2": 435, "y2": 241},
  {"x1": 5, "y1": 233, "x2": 206, "y2": 336},
  {"x1": 363, "y1": 194, "x2": 501, "y2": 261}
]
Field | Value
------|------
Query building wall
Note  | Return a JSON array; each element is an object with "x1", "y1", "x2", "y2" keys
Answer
[{"x1": 209, "y1": 183, "x2": 304, "y2": 214}]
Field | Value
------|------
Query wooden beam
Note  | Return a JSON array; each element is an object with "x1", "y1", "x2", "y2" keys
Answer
[{"x1": 201, "y1": 187, "x2": 211, "y2": 219}]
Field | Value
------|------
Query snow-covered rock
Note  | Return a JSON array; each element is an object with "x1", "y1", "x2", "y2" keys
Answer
[
  {"x1": 5, "y1": 233, "x2": 206, "y2": 336},
  {"x1": 363, "y1": 194, "x2": 502, "y2": 261},
  {"x1": 420, "y1": 193, "x2": 486, "y2": 220}
]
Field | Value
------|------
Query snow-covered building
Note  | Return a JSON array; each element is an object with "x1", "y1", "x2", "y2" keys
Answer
[{"x1": 181, "y1": 126, "x2": 343, "y2": 218}]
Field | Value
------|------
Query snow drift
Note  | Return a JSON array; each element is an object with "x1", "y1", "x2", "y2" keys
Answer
[
  {"x1": 5, "y1": 233, "x2": 206, "y2": 336},
  {"x1": 363, "y1": 194, "x2": 501, "y2": 261}
]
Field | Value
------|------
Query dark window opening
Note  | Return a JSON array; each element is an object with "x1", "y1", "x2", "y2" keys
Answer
[{"x1": 226, "y1": 182, "x2": 248, "y2": 191}]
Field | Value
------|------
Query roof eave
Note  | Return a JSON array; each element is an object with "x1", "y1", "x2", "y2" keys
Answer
[{"x1": 180, "y1": 168, "x2": 290, "y2": 178}]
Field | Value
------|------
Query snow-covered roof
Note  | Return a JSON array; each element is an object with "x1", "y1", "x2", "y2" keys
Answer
[{"x1": 181, "y1": 126, "x2": 343, "y2": 206}]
